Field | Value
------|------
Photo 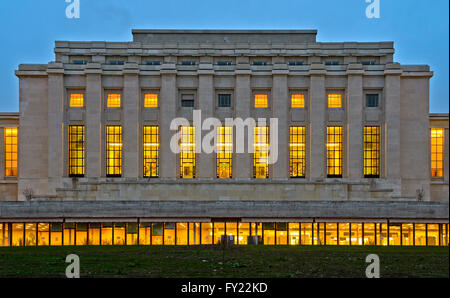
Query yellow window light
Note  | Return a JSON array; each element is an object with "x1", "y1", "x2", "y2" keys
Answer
[
  {"x1": 70, "y1": 93, "x2": 84, "y2": 107},
  {"x1": 254, "y1": 94, "x2": 268, "y2": 108},
  {"x1": 291, "y1": 94, "x2": 305, "y2": 108},
  {"x1": 328, "y1": 94, "x2": 342, "y2": 108},
  {"x1": 144, "y1": 94, "x2": 158, "y2": 108},
  {"x1": 4, "y1": 127, "x2": 18, "y2": 177},
  {"x1": 431, "y1": 128, "x2": 444, "y2": 177},
  {"x1": 107, "y1": 93, "x2": 121, "y2": 108}
]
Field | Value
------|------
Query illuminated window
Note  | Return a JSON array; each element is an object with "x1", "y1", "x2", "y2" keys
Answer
[
  {"x1": 327, "y1": 126, "x2": 343, "y2": 177},
  {"x1": 290, "y1": 126, "x2": 306, "y2": 178},
  {"x1": 69, "y1": 93, "x2": 84, "y2": 107},
  {"x1": 253, "y1": 126, "x2": 269, "y2": 178},
  {"x1": 254, "y1": 94, "x2": 268, "y2": 108},
  {"x1": 364, "y1": 126, "x2": 380, "y2": 178},
  {"x1": 106, "y1": 126, "x2": 122, "y2": 176},
  {"x1": 291, "y1": 94, "x2": 305, "y2": 108},
  {"x1": 431, "y1": 128, "x2": 444, "y2": 177},
  {"x1": 107, "y1": 93, "x2": 121, "y2": 108},
  {"x1": 180, "y1": 126, "x2": 195, "y2": 178},
  {"x1": 217, "y1": 126, "x2": 232, "y2": 178},
  {"x1": 144, "y1": 94, "x2": 158, "y2": 108},
  {"x1": 328, "y1": 94, "x2": 342, "y2": 108},
  {"x1": 68, "y1": 126, "x2": 85, "y2": 176},
  {"x1": 4, "y1": 127, "x2": 18, "y2": 177},
  {"x1": 143, "y1": 126, "x2": 159, "y2": 178}
]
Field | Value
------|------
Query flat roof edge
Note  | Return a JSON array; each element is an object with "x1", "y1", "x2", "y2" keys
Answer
[{"x1": 131, "y1": 29, "x2": 318, "y2": 34}]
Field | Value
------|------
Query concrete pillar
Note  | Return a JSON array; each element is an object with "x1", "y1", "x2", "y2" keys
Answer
[
  {"x1": 235, "y1": 69, "x2": 251, "y2": 179},
  {"x1": 272, "y1": 70, "x2": 289, "y2": 178},
  {"x1": 384, "y1": 64, "x2": 402, "y2": 179},
  {"x1": 123, "y1": 64, "x2": 140, "y2": 178},
  {"x1": 47, "y1": 63, "x2": 64, "y2": 194},
  {"x1": 309, "y1": 64, "x2": 326, "y2": 179},
  {"x1": 197, "y1": 63, "x2": 215, "y2": 178},
  {"x1": 159, "y1": 64, "x2": 177, "y2": 178},
  {"x1": 85, "y1": 63, "x2": 102, "y2": 178},
  {"x1": 347, "y1": 64, "x2": 364, "y2": 178}
]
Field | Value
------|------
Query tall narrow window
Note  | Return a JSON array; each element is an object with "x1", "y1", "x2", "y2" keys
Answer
[
  {"x1": 4, "y1": 127, "x2": 18, "y2": 177},
  {"x1": 364, "y1": 126, "x2": 380, "y2": 178},
  {"x1": 69, "y1": 93, "x2": 84, "y2": 107},
  {"x1": 254, "y1": 126, "x2": 269, "y2": 178},
  {"x1": 327, "y1": 126, "x2": 343, "y2": 177},
  {"x1": 106, "y1": 126, "x2": 122, "y2": 176},
  {"x1": 143, "y1": 126, "x2": 159, "y2": 177},
  {"x1": 431, "y1": 128, "x2": 444, "y2": 178},
  {"x1": 290, "y1": 126, "x2": 306, "y2": 178},
  {"x1": 328, "y1": 94, "x2": 342, "y2": 108},
  {"x1": 254, "y1": 94, "x2": 268, "y2": 108},
  {"x1": 68, "y1": 126, "x2": 85, "y2": 176},
  {"x1": 107, "y1": 93, "x2": 121, "y2": 108},
  {"x1": 144, "y1": 94, "x2": 158, "y2": 108},
  {"x1": 180, "y1": 126, "x2": 195, "y2": 178},
  {"x1": 291, "y1": 94, "x2": 305, "y2": 108},
  {"x1": 217, "y1": 126, "x2": 232, "y2": 178}
]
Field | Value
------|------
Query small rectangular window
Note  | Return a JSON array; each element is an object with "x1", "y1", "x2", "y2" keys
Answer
[
  {"x1": 4, "y1": 127, "x2": 18, "y2": 177},
  {"x1": 143, "y1": 126, "x2": 159, "y2": 178},
  {"x1": 361, "y1": 61, "x2": 376, "y2": 65},
  {"x1": 218, "y1": 94, "x2": 231, "y2": 107},
  {"x1": 107, "y1": 93, "x2": 121, "y2": 108},
  {"x1": 144, "y1": 94, "x2": 158, "y2": 108},
  {"x1": 291, "y1": 94, "x2": 305, "y2": 108},
  {"x1": 216, "y1": 61, "x2": 232, "y2": 66},
  {"x1": 290, "y1": 126, "x2": 306, "y2": 178},
  {"x1": 325, "y1": 61, "x2": 340, "y2": 66},
  {"x1": 364, "y1": 126, "x2": 380, "y2": 178},
  {"x1": 73, "y1": 60, "x2": 88, "y2": 65},
  {"x1": 328, "y1": 94, "x2": 342, "y2": 108},
  {"x1": 180, "y1": 126, "x2": 195, "y2": 178},
  {"x1": 327, "y1": 126, "x2": 343, "y2": 178},
  {"x1": 254, "y1": 126, "x2": 269, "y2": 178},
  {"x1": 109, "y1": 61, "x2": 124, "y2": 65},
  {"x1": 68, "y1": 126, "x2": 85, "y2": 177},
  {"x1": 253, "y1": 61, "x2": 268, "y2": 66},
  {"x1": 217, "y1": 126, "x2": 232, "y2": 178},
  {"x1": 431, "y1": 128, "x2": 444, "y2": 178},
  {"x1": 181, "y1": 61, "x2": 196, "y2": 66},
  {"x1": 181, "y1": 94, "x2": 195, "y2": 108},
  {"x1": 254, "y1": 94, "x2": 268, "y2": 108},
  {"x1": 366, "y1": 94, "x2": 379, "y2": 108},
  {"x1": 288, "y1": 61, "x2": 304, "y2": 66},
  {"x1": 106, "y1": 126, "x2": 122, "y2": 177},
  {"x1": 69, "y1": 93, "x2": 84, "y2": 107},
  {"x1": 145, "y1": 61, "x2": 161, "y2": 65}
]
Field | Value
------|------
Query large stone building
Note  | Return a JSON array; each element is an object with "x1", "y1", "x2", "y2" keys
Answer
[{"x1": 0, "y1": 30, "x2": 448, "y2": 246}]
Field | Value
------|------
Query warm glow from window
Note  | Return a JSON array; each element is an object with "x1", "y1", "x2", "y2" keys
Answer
[
  {"x1": 144, "y1": 94, "x2": 158, "y2": 108},
  {"x1": 4, "y1": 127, "x2": 18, "y2": 177},
  {"x1": 290, "y1": 126, "x2": 306, "y2": 178},
  {"x1": 364, "y1": 126, "x2": 380, "y2": 178},
  {"x1": 328, "y1": 94, "x2": 342, "y2": 108},
  {"x1": 327, "y1": 126, "x2": 343, "y2": 177},
  {"x1": 107, "y1": 93, "x2": 121, "y2": 108},
  {"x1": 254, "y1": 94, "x2": 268, "y2": 108},
  {"x1": 69, "y1": 126, "x2": 85, "y2": 176},
  {"x1": 291, "y1": 94, "x2": 305, "y2": 108},
  {"x1": 217, "y1": 126, "x2": 232, "y2": 178},
  {"x1": 254, "y1": 126, "x2": 269, "y2": 178},
  {"x1": 431, "y1": 128, "x2": 444, "y2": 177},
  {"x1": 69, "y1": 93, "x2": 84, "y2": 107},
  {"x1": 106, "y1": 126, "x2": 122, "y2": 176},
  {"x1": 180, "y1": 126, "x2": 195, "y2": 178},
  {"x1": 143, "y1": 126, "x2": 159, "y2": 178}
]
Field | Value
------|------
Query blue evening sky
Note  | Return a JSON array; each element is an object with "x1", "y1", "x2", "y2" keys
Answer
[{"x1": 0, "y1": 0, "x2": 448, "y2": 113}]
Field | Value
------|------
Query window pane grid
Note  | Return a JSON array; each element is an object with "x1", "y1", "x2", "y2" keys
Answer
[
  {"x1": 4, "y1": 127, "x2": 18, "y2": 177},
  {"x1": 217, "y1": 126, "x2": 232, "y2": 178},
  {"x1": 253, "y1": 126, "x2": 269, "y2": 178},
  {"x1": 180, "y1": 126, "x2": 195, "y2": 178},
  {"x1": 106, "y1": 126, "x2": 122, "y2": 176},
  {"x1": 143, "y1": 126, "x2": 159, "y2": 178},
  {"x1": 431, "y1": 128, "x2": 444, "y2": 177},
  {"x1": 68, "y1": 126, "x2": 85, "y2": 176},
  {"x1": 328, "y1": 94, "x2": 342, "y2": 108},
  {"x1": 69, "y1": 93, "x2": 84, "y2": 107},
  {"x1": 327, "y1": 126, "x2": 343, "y2": 177},
  {"x1": 144, "y1": 94, "x2": 158, "y2": 108},
  {"x1": 254, "y1": 94, "x2": 268, "y2": 108},
  {"x1": 364, "y1": 126, "x2": 380, "y2": 178},
  {"x1": 290, "y1": 126, "x2": 306, "y2": 178},
  {"x1": 291, "y1": 94, "x2": 305, "y2": 108},
  {"x1": 107, "y1": 93, "x2": 121, "y2": 108}
]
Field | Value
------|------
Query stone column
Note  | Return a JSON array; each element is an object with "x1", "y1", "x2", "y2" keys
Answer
[
  {"x1": 384, "y1": 64, "x2": 402, "y2": 179},
  {"x1": 197, "y1": 60, "x2": 215, "y2": 178},
  {"x1": 347, "y1": 64, "x2": 364, "y2": 179},
  {"x1": 85, "y1": 63, "x2": 103, "y2": 178},
  {"x1": 159, "y1": 61, "x2": 177, "y2": 178},
  {"x1": 309, "y1": 63, "x2": 326, "y2": 179},
  {"x1": 47, "y1": 63, "x2": 64, "y2": 194},
  {"x1": 235, "y1": 59, "x2": 251, "y2": 179},
  {"x1": 272, "y1": 61, "x2": 289, "y2": 178},
  {"x1": 123, "y1": 63, "x2": 140, "y2": 178}
]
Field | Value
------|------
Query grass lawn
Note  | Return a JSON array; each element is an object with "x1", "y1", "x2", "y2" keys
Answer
[{"x1": 0, "y1": 245, "x2": 448, "y2": 278}]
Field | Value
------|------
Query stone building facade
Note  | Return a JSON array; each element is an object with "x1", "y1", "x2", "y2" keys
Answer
[{"x1": 0, "y1": 30, "x2": 448, "y2": 247}]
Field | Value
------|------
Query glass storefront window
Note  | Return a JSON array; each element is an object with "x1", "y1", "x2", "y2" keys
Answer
[
  {"x1": 88, "y1": 223, "x2": 100, "y2": 245},
  {"x1": 37, "y1": 223, "x2": 49, "y2": 246},
  {"x1": 338, "y1": 223, "x2": 349, "y2": 245},
  {"x1": 214, "y1": 223, "x2": 225, "y2": 245},
  {"x1": 301, "y1": 223, "x2": 312, "y2": 245},
  {"x1": 164, "y1": 223, "x2": 175, "y2": 245},
  {"x1": 101, "y1": 223, "x2": 113, "y2": 245},
  {"x1": 351, "y1": 223, "x2": 362, "y2": 246},
  {"x1": 64, "y1": 223, "x2": 75, "y2": 246},
  {"x1": 326, "y1": 223, "x2": 337, "y2": 245},
  {"x1": 415, "y1": 224, "x2": 426, "y2": 246},
  {"x1": 189, "y1": 223, "x2": 201, "y2": 245},
  {"x1": 152, "y1": 223, "x2": 163, "y2": 245},
  {"x1": 176, "y1": 223, "x2": 188, "y2": 245},
  {"x1": 428, "y1": 224, "x2": 439, "y2": 246},
  {"x1": 364, "y1": 223, "x2": 376, "y2": 245},
  {"x1": 25, "y1": 223, "x2": 36, "y2": 246},
  {"x1": 276, "y1": 223, "x2": 288, "y2": 245},
  {"x1": 389, "y1": 224, "x2": 401, "y2": 246},
  {"x1": 288, "y1": 223, "x2": 299, "y2": 245},
  {"x1": 50, "y1": 223, "x2": 62, "y2": 246},
  {"x1": 263, "y1": 223, "x2": 275, "y2": 245},
  {"x1": 139, "y1": 223, "x2": 152, "y2": 245},
  {"x1": 238, "y1": 223, "x2": 250, "y2": 245},
  {"x1": 126, "y1": 223, "x2": 138, "y2": 245},
  {"x1": 113, "y1": 223, "x2": 126, "y2": 245},
  {"x1": 226, "y1": 223, "x2": 237, "y2": 245},
  {"x1": 402, "y1": 223, "x2": 414, "y2": 246},
  {"x1": 12, "y1": 223, "x2": 23, "y2": 246},
  {"x1": 201, "y1": 223, "x2": 213, "y2": 245},
  {"x1": 76, "y1": 223, "x2": 88, "y2": 246}
]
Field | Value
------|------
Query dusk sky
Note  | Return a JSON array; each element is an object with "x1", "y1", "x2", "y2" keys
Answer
[{"x1": 0, "y1": 0, "x2": 448, "y2": 113}]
